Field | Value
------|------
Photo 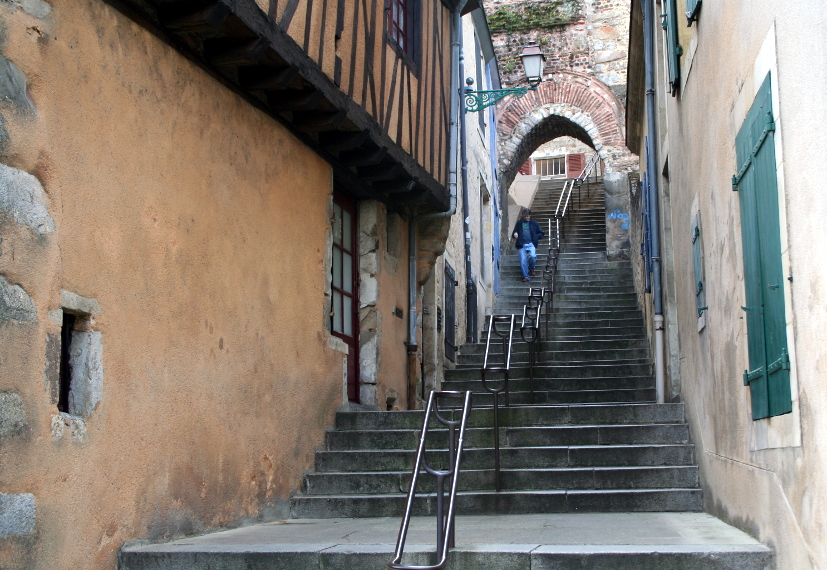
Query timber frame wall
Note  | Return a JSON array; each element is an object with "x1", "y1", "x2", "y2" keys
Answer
[{"x1": 106, "y1": 0, "x2": 455, "y2": 211}]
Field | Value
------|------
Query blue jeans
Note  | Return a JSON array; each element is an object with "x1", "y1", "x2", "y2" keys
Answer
[{"x1": 518, "y1": 243, "x2": 536, "y2": 279}]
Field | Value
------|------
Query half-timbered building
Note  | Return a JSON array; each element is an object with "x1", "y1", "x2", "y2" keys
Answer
[{"x1": 0, "y1": 0, "x2": 495, "y2": 567}]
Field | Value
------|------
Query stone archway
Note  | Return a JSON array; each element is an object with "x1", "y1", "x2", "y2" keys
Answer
[{"x1": 497, "y1": 70, "x2": 635, "y2": 189}]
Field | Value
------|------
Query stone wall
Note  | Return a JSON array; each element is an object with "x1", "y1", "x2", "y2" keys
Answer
[{"x1": 486, "y1": 0, "x2": 631, "y2": 103}]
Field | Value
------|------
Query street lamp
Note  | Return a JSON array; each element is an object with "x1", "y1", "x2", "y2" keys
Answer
[{"x1": 464, "y1": 44, "x2": 546, "y2": 112}]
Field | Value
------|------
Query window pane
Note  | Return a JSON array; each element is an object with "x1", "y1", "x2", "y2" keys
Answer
[
  {"x1": 333, "y1": 204, "x2": 342, "y2": 245},
  {"x1": 343, "y1": 252, "x2": 353, "y2": 293},
  {"x1": 343, "y1": 210, "x2": 352, "y2": 250},
  {"x1": 333, "y1": 291, "x2": 343, "y2": 333},
  {"x1": 343, "y1": 295, "x2": 352, "y2": 336},
  {"x1": 333, "y1": 248, "x2": 342, "y2": 289}
]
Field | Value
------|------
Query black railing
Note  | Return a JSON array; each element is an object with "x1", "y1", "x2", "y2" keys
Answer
[
  {"x1": 520, "y1": 293, "x2": 544, "y2": 405},
  {"x1": 480, "y1": 314, "x2": 515, "y2": 492},
  {"x1": 389, "y1": 390, "x2": 473, "y2": 570}
]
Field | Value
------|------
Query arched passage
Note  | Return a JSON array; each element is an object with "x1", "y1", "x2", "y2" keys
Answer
[{"x1": 497, "y1": 71, "x2": 635, "y2": 189}]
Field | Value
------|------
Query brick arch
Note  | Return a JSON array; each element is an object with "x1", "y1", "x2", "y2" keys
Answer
[{"x1": 497, "y1": 71, "x2": 631, "y2": 189}]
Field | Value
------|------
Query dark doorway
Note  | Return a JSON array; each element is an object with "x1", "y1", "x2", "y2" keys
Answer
[
  {"x1": 332, "y1": 190, "x2": 360, "y2": 403},
  {"x1": 444, "y1": 262, "x2": 457, "y2": 362}
]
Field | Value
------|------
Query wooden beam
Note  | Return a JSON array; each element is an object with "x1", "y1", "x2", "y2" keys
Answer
[
  {"x1": 239, "y1": 65, "x2": 300, "y2": 90},
  {"x1": 293, "y1": 109, "x2": 347, "y2": 132},
  {"x1": 162, "y1": 2, "x2": 231, "y2": 32},
  {"x1": 339, "y1": 145, "x2": 387, "y2": 167},
  {"x1": 209, "y1": 37, "x2": 269, "y2": 67},
  {"x1": 373, "y1": 177, "x2": 417, "y2": 194},
  {"x1": 319, "y1": 130, "x2": 370, "y2": 153},
  {"x1": 266, "y1": 89, "x2": 323, "y2": 111},
  {"x1": 358, "y1": 162, "x2": 404, "y2": 183}
]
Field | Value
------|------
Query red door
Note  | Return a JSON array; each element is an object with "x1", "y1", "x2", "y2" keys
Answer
[
  {"x1": 331, "y1": 191, "x2": 360, "y2": 402},
  {"x1": 566, "y1": 153, "x2": 585, "y2": 178}
]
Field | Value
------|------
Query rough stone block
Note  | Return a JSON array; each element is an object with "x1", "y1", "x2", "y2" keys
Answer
[
  {"x1": 359, "y1": 335, "x2": 378, "y2": 385},
  {"x1": 0, "y1": 493, "x2": 35, "y2": 537},
  {"x1": 68, "y1": 331, "x2": 103, "y2": 416},
  {"x1": 0, "y1": 392, "x2": 25, "y2": 436},
  {"x1": 60, "y1": 290, "x2": 101, "y2": 315},
  {"x1": 44, "y1": 333, "x2": 60, "y2": 404},
  {"x1": 360, "y1": 250, "x2": 378, "y2": 275},
  {"x1": 51, "y1": 412, "x2": 87, "y2": 442},
  {"x1": 0, "y1": 163, "x2": 54, "y2": 234},
  {"x1": 0, "y1": 57, "x2": 34, "y2": 112},
  {"x1": 359, "y1": 384, "x2": 377, "y2": 407},
  {"x1": 359, "y1": 275, "x2": 378, "y2": 307},
  {"x1": 18, "y1": 0, "x2": 52, "y2": 18},
  {"x1": 0, "y1": 276, "x2": 37, "y2": 322}
]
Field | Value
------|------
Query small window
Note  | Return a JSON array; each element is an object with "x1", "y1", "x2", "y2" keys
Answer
[
  {"x1": 57, "y1": 309, "x2": 103, "y2": 417},
  {"x1": 535, "y1": 157, "x2": 565, "y2": 177},
  {"x1": 387, "y1": 0, "x2": 419, "y2": 67}
]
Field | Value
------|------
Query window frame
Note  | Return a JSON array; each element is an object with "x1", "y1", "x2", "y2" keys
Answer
[{"x1": 386, "y1": 0, "x2": 421, "y2": 74}]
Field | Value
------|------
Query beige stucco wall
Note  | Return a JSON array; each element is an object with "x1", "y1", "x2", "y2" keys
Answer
[
  {"x1": 634, "y1": 1, "x2": 827, "y2": 567},
  {"x1": 0, "y1": 1, "x2": 351, "y2": 568}
]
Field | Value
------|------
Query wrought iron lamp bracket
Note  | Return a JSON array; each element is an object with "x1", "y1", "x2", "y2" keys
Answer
[{"x1": 464, "y1": 80, "x2": 541, "y2": 112}]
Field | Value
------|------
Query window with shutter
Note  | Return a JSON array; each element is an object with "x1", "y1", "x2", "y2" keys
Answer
[
  {"x1": 733, "y1": 72, "x2": 792, "y2": 420},
  {"x1": 662, "y1": 0, "x2": 683, "y2": 95},
  {"x1": 685, "y1": 0, "x2": 702, "y2": 25}
]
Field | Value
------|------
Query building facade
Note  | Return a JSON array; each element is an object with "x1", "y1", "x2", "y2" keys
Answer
[
  {"x1": 0, "y1": 0, "x2": 498, "y2": 568},
  {"x1": 626, "y1": 0, "x2": 827, "y2": 567}
]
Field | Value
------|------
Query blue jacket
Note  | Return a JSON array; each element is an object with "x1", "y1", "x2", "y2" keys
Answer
[{"x1": 512, "y1": 218, "x2": 544, "y2": 248}]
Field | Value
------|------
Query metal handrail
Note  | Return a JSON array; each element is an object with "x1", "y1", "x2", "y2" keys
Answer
[
  {"x1": 389, "y1": 390, "x2": 473, "y2": 570},
  {"x1": 480, "y1": 314, "x2": 515, "y2": 492},
  {"x1": 562, "y1": 151, "x2": 602, "y2": 218},
  {"x1": 520, "y1": 300, "x2": 543, "y2": 405}
]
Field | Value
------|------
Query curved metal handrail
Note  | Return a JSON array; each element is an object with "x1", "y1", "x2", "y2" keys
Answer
[
  {"x1": 480, "y1": 314, "x2": 515, "y2": 492},
  {"x1": 389, "y1": 390, "x2": 473, "y2": 570},
  {"x1": 520, "y1": 299, "x2": 543, "y2": 405}
]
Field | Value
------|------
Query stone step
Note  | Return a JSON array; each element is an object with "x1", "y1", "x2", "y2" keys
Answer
[
  {"x1": 118, "y1": 513, "x2": 774, "y2": 570},
  {"x1": 289, "y1": 488, "x2": 705, "y2": 518},
  {"x1": 444, "y1": 363, "x2": 654, "y2": 381},
  {"x1": 458, "y1": 341, "x2": 651, "y2": 356},
  {"x1": 454, "y1": 357, "x2": 653, "y2": 369},
  {"x1": 304, "y1": 465, "x2": 699, "y2": 495},
  {"x1": 324, "y1": 423, "x2": 684, "y2": 453},
  {"x1": 333, "y1": 403, "x2": 687, "y2": 431},
  {"x1": 456, "y1": 349, "x2": 651, "y2": 365},
  {"x1": 442, "y1": 377, "x2": 655, "y2": 394},
  {"x1": 438, "y1": 388, "x2": 656, "y2": 406},
  {"x1": 312, "y1": 444, "x2": 696, "y2": 474}
]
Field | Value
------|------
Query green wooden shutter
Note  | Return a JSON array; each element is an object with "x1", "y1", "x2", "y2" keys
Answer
[
  {"x1": 685, "y1": 0, "x2": 702, "y2": 25},
  {"x1": 663, "y1": 0, "x2": 683, "y2": 95},
  {"x1": 691, "y1": 214, "x2": 706, "y2": 317},
  {"x1": 734, "y1": 72, "x2": 792, "y2": 420}
]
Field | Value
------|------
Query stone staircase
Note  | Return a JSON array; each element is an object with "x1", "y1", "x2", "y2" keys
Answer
[{"x1": 119, "y1": 177, "x2": 773, "y2": 569}]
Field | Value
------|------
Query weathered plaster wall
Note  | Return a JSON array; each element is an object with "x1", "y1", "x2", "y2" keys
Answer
[
  {"x1": 0, "y1": 1, "x2": 348, "y2": 568},
  {"x1": 358, "y1": 201, "x2": 411, "y2": 409},
  {"x1": 630, "y1": 0, "x2": 827, "y2": 567}
]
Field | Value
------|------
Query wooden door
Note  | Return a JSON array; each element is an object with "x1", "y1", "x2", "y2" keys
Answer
[{"x1": 332, "y1": 191, "x2": 360, "y2": 403}]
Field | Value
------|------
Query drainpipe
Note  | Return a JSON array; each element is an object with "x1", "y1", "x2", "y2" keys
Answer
[
  {"x1": 643, "y1": 0, "x2": 666, "y2": 403},
  {"x1": 459, "y1": 26, "x2": 477, "y2": 343},
  {"x1": 407, "y1": 0, "x2": 466, "y2": 405}
]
